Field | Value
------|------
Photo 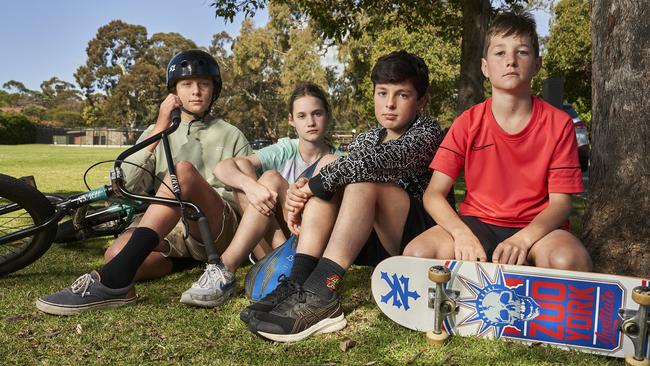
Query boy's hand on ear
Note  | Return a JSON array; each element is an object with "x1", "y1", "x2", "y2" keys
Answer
[
  {"x1": 453, "y1": 232, "x2": 488, "y2": 262},
  {"x1": 243, "y1": 182, "x2": 277, "y2": 217},
  {"x1": 492, "y1": 236, "x2": 530, "y2": 265},
  {"x1": 154, "y1": 94, "x2": 183, "y2": 132}
]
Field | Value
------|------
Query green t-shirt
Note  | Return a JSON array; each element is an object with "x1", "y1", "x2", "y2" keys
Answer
[
  {"x1": 121, "y1": 117, "x2": 252, "y2": 210},
  {"x1": 255, "y1": 137, "x2": 339, "y2": 183}
]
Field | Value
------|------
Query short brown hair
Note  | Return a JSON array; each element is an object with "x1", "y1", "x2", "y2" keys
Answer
[{"x1": 483, "y1": 12, "x2": 539, "y2": 58}]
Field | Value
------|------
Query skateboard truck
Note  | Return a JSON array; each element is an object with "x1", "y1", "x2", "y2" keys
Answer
[
  {"x1": 619, "y1": 286, "x2": 650, "y2": 366},
  {"x1": 426, "y1": 265, "x2": 459, "y2": 345}
]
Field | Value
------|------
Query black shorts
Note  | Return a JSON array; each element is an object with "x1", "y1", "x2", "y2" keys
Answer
[
  {"x1": 460, "y1": 216, "x2": 521, "y2": 259},
  {"x1": 354, "y1": 195, "x2": 434, "y2": 267}
]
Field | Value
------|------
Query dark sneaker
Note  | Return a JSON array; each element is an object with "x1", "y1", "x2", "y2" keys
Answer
[
  {"x1": 239, "y1": 276, "x2": 299, "y2": 324},
  {"x1": 36, "y1": 271, "x2": 136, "y2": 316},
  {"x1": 248, "y1": 287, "x2": 346, "y2": 343}
]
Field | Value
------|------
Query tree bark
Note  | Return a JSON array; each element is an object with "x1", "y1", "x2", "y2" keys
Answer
[
  {"x1": 456, "y1": 0, "x2": 491, "y2": 115},
  {"x1": 583, "y1": 1, "x2": 650, "y2": 276}
]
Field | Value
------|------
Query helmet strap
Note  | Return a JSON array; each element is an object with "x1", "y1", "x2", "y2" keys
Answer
[{"x1": 180, "y1": 106, "x2": 208, "y2": 121}]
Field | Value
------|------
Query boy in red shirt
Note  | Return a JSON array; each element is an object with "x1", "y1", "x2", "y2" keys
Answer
[{"x1": 404, "y1": 12, "x2": 592, "y2": 271}]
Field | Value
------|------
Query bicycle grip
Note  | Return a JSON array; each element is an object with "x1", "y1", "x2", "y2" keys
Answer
[{"x1": 171, "y1": 108, "x2": 181, "y2": 124}]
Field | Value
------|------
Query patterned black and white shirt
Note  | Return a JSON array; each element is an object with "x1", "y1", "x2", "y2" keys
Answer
[{"x1": 308, "y1": 116, "x2": 443, "y2": 201}]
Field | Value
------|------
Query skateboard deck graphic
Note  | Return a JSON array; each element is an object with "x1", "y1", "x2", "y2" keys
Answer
[{"x1": 371, "y1": 256, "x2": 650, "y2": 359}]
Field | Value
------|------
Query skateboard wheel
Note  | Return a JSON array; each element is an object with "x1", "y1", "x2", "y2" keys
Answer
[
  {"x1": 426, "y1": 330, "x2": 449, "y2": 345},
  {"x1": 625, "y1": 355, "x2": 650, "y2": 366},
  {"x1": 631, "y1": 286, "x2": 650, "y2": 306},
  {"x1": 428, "y1": 266, "x2": 451, "y2": 283},
  {"x1": 622, "y1": 320, "x2": 640, "y2": 336}
]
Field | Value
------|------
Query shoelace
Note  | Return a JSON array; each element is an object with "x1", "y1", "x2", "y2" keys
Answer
[
  {"x1": 267, "y1": 276, "x2": 298, "y2": 302},
  {"x1": 70, "y1": 273, "x2": 94, "y2": 298},
  {"x1": 196, "y1": 264, "x2": 225, "y2": 288}
]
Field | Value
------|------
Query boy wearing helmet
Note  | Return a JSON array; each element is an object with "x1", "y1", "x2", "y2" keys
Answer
[{"x1": 36, "y1": 50, "x2": 253, "y2": 315}]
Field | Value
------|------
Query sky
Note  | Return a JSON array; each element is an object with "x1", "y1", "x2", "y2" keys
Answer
[
  {"x1": 0, "y1": 1, "x2": 550, "y2": 91},
  {"x1": 0, "y1": 0, "x2": 268, "y2": 90}
]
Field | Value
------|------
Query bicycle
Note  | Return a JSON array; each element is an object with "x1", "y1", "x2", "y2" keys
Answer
[{"x1": 0, "y1": 110, "x2": 219, "y2": 276}]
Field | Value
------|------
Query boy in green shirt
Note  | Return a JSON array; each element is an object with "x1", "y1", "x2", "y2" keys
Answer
[{"x1": 36, "y1": 50, "x2": 251, "y2": 315}]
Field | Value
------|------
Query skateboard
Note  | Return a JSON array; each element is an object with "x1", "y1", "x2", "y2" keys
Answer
[{"x1": 371, "y1": 257, "x2": 650, "y2": 365}]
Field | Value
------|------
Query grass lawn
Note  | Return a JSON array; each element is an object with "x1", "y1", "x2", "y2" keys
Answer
[{"x1": 0, "y1": 145, "x2": 617, "y2": 365}]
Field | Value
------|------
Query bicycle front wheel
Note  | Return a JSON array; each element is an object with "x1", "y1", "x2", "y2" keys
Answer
[{"x1": 0, "y1": 174, "x2": 57, "y2": 276}]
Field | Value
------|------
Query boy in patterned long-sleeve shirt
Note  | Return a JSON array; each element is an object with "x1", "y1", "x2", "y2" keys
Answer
[{"x1": 243, "y1": 50, "x2": 444, "y2": 342}]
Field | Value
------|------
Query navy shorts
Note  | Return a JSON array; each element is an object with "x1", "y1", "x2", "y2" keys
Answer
[
  {"x1": 354, "y1": 195, "x2": 434, "y2": 267},
  {"x1": 459, "y1": 216, "x2": 522, "y2": 259}
]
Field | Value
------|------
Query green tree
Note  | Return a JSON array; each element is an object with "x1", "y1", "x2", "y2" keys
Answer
[
  {"x1": 216, "y1": 4, "x2": 328, "y2": 140},
  {"x1": 39, "y1": 77, "x2": 82, "y2": 109},
  {"x1": 2, "y1": 80, "x2": 29, "y2": 94},
  {"x1": 1, "y1": 80, "x2": 36, "y2": 107},
  {"x1": 75, "y1": 22, "x2": 199, "y2": 130},
  {"x1": 210, "y1": 0, "x2": 544, "y2": 115},
  {"x1": 143, "y1": 32, "x2": 198, "y2": 69},
  {"x1": 543, "y1": 0, "x2": 591, "y2": 116},
  {"x1": 220, "y1": 18, "x2": 284, "y2": 140},
  {"x1": 347, "y1": 23, "x2": 460, "y2": 130},
  {"x1": 110, "y1": 32, "x2": 197, "y2": 130},
  {"x1": 74, "y1": 20, "x2": 149, "y2": 104},
  {"x1": 280, "y1": 24, "x2": 328, "y2": 98}
]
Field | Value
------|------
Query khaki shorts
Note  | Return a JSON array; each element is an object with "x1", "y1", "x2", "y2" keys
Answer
[{"x1": 127, "y1": 199, "x2": 239, "y2": 262}]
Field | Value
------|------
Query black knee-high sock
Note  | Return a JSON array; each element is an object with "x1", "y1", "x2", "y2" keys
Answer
[
  {"x1": 289, "y1": 253, "x2": 318, "y2": 285},
  {"x1": 303, "y1": 257, "x2": 346, "y2": 300},
  {"x1": 98, "y1": 227, "x2": 159, "y2": 289}
]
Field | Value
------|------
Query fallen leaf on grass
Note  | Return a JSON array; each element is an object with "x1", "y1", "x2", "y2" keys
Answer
[
  {"x1": 339, "y1": 338, "x2": 357, "y2": 352},
  {"x1": 364, "y1": 362, "x2": 377, "y2": 365},
  {"x1": 17, "y1": 330, "x2": 35, "y2": 340},
  {"x1": 44, "y1": 330, "x2": 61, "y2": 338},
  {"x1": 76, "y1": 324, "x2": 83, "y2": 335}
]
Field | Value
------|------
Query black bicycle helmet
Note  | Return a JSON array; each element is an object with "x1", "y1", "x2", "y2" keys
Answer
[{"x1": 166, "y1": 49, "x2": 222, "y2": 102}]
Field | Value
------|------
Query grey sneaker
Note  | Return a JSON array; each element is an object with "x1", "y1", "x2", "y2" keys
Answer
[
  {"x1": 179, "y1": 262, "x2": 235, "y2": 307},
  {"x1": 36, "y1": 271, "x2": 136, "y2": 316}
]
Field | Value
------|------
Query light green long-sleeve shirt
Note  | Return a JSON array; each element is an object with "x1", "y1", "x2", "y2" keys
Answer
[{"x1": 121, "y1": 117, "x2": 252, "y2": 211}]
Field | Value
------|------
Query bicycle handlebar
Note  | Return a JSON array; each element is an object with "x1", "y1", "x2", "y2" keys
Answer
[
  {"x1": 113, "y1": 109, "x2": 182, "y2": 168},
  {"x1": 107, "y1": 108, "x2": 219, "y2": 263}
]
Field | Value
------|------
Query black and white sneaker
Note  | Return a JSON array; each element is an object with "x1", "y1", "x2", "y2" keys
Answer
[
  {"x1": 239, "y1": 276, "x2": 299, "y2": 324},
  {"x1": 248, "y1": 287, "x2": 346, "y2": 343},
  {"x1": 36, "y1": 271, "x2": 136, "y2": 316}
]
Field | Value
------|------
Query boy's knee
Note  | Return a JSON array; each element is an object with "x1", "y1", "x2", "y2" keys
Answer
[
  {"x1": 258, "y1": 170, "x2": 284, "y2": 186},
  {"x1": 402, "y1": 244, "x2": 426, "y2": 258},
  {"x1": 175, "y1": 160, "x2": 202, "y2": 185},
  {"x1": 176, "y1": 160, "x2": 198, "y2": 176},
  {"x1": 343, "y1": 181, "x2": 376, "y2": 194},
  {"x1": 551, "y1": 251, "x2": 592, "y2": 272}
]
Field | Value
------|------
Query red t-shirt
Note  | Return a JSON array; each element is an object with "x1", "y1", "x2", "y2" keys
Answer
[{"x1": 431, "y1": 97, "x2": 583, "y2": 227}]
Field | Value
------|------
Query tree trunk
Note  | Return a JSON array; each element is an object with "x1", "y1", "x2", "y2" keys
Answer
[
  {"x1": 583, "y1": 1, "x2": 650, "y2": 277},
  {"x1": 456, "y1": 0, "x2": 491, "y2": 115}
]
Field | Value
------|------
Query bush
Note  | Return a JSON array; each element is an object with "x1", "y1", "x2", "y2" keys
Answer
[
  {"x1": 22, "y1": 105, "x2": 48, "y2": 120},
  {"x1": 47, "y1": 110, "x2": 85, "y2": 126},
  {"x1": 0, "y1": 112, "x2": 36, "y2": 144}
]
